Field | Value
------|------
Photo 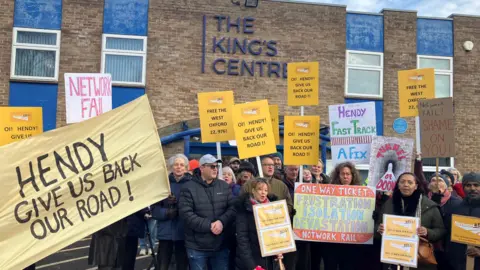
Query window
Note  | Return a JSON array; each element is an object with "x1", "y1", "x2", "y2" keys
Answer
[
  {"x1": 101, "y1": 34, "x2": 147, "y2": 86},
  {"x1": 345, "y1": 50, "x2": 384, "y2": 98},
  {"x1": 11, "y1": 28, "x2": 61, "y2": 81},
  {"x1": 417, "y1": 55, "x2": 454, "y2": 170},
  {"x1": 418, "y1": 55, "x2": 453, "y2": 98}
]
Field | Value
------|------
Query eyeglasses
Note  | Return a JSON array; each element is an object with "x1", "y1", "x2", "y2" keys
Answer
[
  {"x1": 203, "y1": 164, "x2": 219, "y2": 169},
  {"x1": 262, "y1": 164, "x2": 275, "y2": 167}
]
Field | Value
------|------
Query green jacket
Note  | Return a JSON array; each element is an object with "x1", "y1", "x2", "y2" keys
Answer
[
  {"x1": 375, "y1": 195, "x2": 446, "y2": 243},
  {"x1": 240, "y1": 177, "x2": 294, "y2": 215}
]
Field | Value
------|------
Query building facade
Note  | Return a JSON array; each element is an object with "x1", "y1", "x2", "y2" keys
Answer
[{"x1": 1, "y1": 0, "x2": 479, "y2": 174}]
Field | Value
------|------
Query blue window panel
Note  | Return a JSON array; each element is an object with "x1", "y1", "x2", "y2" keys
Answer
[
  {"x1": 346, "y1": 13, "x2": 384, "y2": 52},
  {"x1": 344, "y1": 98, "x2": 384, "y2": 136},
  {"x1": 14, "y1": 0, "x2": 62, "y2": 30},
  {"x1": 103, "y1": 0, "x2": 149, "y2": 36},
  {"x1": 112, "y1": 87, "x2": 145, "y2": 108},
  {"x1": 417, "y1": 19, "x2": 453, "y2": 57},
  {"x1": 9, "y1": 82, "x2": 57, "y2": 131}
]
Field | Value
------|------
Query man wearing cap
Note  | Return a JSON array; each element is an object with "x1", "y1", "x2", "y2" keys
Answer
[
  {"x1": 445, "y1": 172, "x2": 480, "y2": 270},
  {"x1": 179, "y1": 154, "x2": 236, "y2": 270},
  {"x1": 228, "y1": 157, "x2": 241, "y2": 175}
]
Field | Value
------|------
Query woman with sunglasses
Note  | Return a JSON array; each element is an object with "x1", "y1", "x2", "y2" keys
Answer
[{"x1": 235, "y1": 178, "x2": 283, "y2": 270}]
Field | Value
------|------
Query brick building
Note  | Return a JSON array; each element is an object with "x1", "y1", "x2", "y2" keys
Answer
[{"x1": 1, "y1": 0, "x2": 479, "y2": 176}]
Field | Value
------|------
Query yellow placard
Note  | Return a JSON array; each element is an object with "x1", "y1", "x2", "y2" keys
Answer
[
  {"x1": 284, "y1": 116, "x2": 319, "y2": 165},
  {"x1": 232, "y1": 100, "x2": 277, "y2": 159},
  {"x1": 253, "y1": 200, "x2": 296, "y2": 257},
  {"x1": 0, "y1": 107, "x2": 43, "y2": 146},
  {"x1": 254, "y1": 200, "x2": 289, "y2": 230},
  {"x1": 451, "y1": 214, "x2": 480, "y2": 246},
  {"x1": 384, "y1": 215, "x2": 419, "y2": 239},
  {"x1": 398, "y1": 68, "x2": 435, "y2": 117},
  {"x1": 287, "y1": 62, "x2": 319, "y2": 106},
  {"x1": 0, "y1": 95, "x2": 170, "y2": 270},
  {"x1": 381, "y1": 238, "x2": 418, "y2": 268},
  {"x1": 198, "y1": 91, "x2": 235, "y2": 143},
  {"x1": 269, "y1": 105, "x2": 280, "y2": 145}
]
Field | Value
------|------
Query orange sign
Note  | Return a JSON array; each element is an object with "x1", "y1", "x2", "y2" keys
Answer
[
  {"x1": 451, "y1": 214, "x2": 480, "y2": 246},
  {"x1": 398, "y1": 68, "x2": 435, "y2": 117},
  {"x1": 384, "y1": 215, "x2": 419, "y2": 239},
  {"x1": 0, "y1": 107, "x2": 43, "y2": 146},
  {"x1": 381, "y1": 238, "x2": 418, "y2": 267},
  {"x1": 287, "y1": 62, "x2": 319, "y2": 106}
]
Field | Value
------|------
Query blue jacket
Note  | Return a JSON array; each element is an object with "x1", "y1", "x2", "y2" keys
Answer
[{"x1": 152, "y1": 173, "x2": 191, "y2": 241}]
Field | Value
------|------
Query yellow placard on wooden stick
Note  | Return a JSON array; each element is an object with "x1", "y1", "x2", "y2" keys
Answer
[
  {"x1": 0, "y1": 107, "x2": 43, "y2": 146},
  {"x1": 398, "y1": 68, "x2": 435, "y2": 117},
  {"x1": 232, "y1": 100, "x2": 277, "y2": 159},
  {"x1": 451, "y1": 214, "x2": 480, "y2": 246},
  {"x1": 269, "y1": 105, "x2": 280, "y2": 145},
  {"x1": 287, "y1": 62, "x2": 319, "y2": 106},
  {"x1": 198, "y1": 91, "x2": 235, "y2": 143},
  {"x1": 284, "y1": 116, "x2": 319, "y2": 165}
]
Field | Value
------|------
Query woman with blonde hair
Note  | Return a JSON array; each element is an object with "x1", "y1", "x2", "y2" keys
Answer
[
  {"x1": 222, "y1": 166, "x2": 241, "y2": 197},
  {"x1": 310, "y1": 159, "x2": 330, "y2": 184},
  {"x1": 448, "y1": 167, "x2": 466, "y2": 198}
]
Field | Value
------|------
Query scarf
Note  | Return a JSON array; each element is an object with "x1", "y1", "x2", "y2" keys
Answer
[
  {"x1": 428, "y1": 190, "x2": 451, "y2": 207},
  {"x1": 393, "y1": 189, "x2": 421, "y2": 217},
  {"x1": 250, "y1": 196, "x2": 269, "y2": 205}
]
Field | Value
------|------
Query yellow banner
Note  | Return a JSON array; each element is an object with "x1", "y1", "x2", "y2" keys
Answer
[
  {"x1": 0, "y1": 107, "x2": 43, "y2": 146},
  {"x1": 0, "y1": 95, "x2": 170, "y2": 270},
  {"x1": 398, "y1": 68, "x2": 435, "y2": 117},
  {"x1": 451, "y1": 214, "x2": 480, "y2": 246},
  {"x1": 288, "y1": 62, "x2": 319, "y2": 106},
  {"x1": 253, "y1": 200, "x2": 296, "y2": 257},
  {"x1": 269, "y1": 105, "x2": 280, "y2": 145},
  {"x1": 284, "y1": 116, "x2": 319, "y2": 165},
  {"x1": 198, "y1": 91, "x2": 235, "y2": 143},
  {"x1": 381, "y1": 238, "x2": 418, "y2": 267},
  {"x1": 384, "y1": 215, "x2": 419, "y2": 239},
  {"x1": 232, "y1": 100, "x2": 276, "y2": 159}
]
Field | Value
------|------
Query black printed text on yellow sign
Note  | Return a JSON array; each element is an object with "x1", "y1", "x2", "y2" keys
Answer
[
  {"x1": 284, "y1": 116, "x2": 320, "y2": 165},
  {"x1": 198, "y1": 90, "x2": 235, "y2": 143},
  {"x1": 287, "y1": 62, "x2": 319, "y2": 106},
  {"x1": 397, "y1": 68, "x2": 435, "y2": 117},
  {"x1": 232, "y1": 100, "x2": 276, "y2": 159}
]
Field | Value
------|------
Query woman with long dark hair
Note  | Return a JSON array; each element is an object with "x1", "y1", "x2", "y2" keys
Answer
[{"x1": 376, "y1": 172, "x2": 446, "y2": 270}]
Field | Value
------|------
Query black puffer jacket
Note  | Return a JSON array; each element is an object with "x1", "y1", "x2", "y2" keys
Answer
[
  {"x1": 235, "y1": 194, "x2": 278, "y2": 270},
  {"x1": 179, "y1": 175, "x2": 236, "y2": 251}
]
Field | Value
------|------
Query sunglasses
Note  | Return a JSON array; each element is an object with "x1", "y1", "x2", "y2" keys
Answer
[{"x1": 203, "y1": 164, "x2": 219, "y2": 169}]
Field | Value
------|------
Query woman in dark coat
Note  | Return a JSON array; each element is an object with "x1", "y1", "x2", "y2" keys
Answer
[
  {"x1": 376, "y1": 172, "x2": 446, "y2": 270},
  {"x1": 235, "y1": 178, "x2": 283, "y2": 270}
]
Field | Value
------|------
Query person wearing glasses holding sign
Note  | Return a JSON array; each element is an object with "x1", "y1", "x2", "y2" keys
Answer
[{"x1": 179, "y1": 154, "x2": 237, "y2": 270}]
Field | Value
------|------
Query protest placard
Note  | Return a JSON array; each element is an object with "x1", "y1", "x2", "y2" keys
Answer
[
  {"x1": 368, "y1": 136, "x2": 414, "y2": 192},
  {"x1": 284, "y1": 116, "x2": 319, "y2": 165},
  {"x1": 0, "y1": 107, "x2": 43, "y2": 146},
  {"x1": 381, "y1": 214, "x2": 420, "y2": 267},
  {"x1": 293, "y1": 184, "x2": 376, "y2": 244},
  {"x1": 198, "y1": 91, "x2": 235, "y2": 143},
  {"x1": 328, "y1": 102, "x2": 376, "y2": 166},
  {"x1": 419, "y1": 97, "x2": 455, "y2": 158},
  {"x1": 253, "y1": 200, "x2": 296, "y2": 257},
  {"x1": 451, "y1": 214, "x2": 480, "y2": 246},
  {"x1": 269, "y1": 105, "x2": 280, "y2": 145},
  {"x1": 0, "y1": 95, "x2": 170, "y2": 270},
  {"x1": 398, "y1": 68, "x2": 435, "y2": 117},
  {"x1": 232, "y1": 100, "x2": 276, "y2": 159},
  {"x1": 64, "y1": 73, "x2": 112, "y2": 124},
  {"x1": 287, "y1": 62, "x2": 319, "y2": 106}
]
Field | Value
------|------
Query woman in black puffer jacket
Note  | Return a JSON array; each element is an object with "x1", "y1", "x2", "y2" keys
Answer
[{"x1": 235, "y1": 178, "x2": 283, "y2": 270}]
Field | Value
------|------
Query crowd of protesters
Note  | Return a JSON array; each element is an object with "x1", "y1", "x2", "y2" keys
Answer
[{"x1": 71, "y1": 151, "x2": 480, "y2": 270}]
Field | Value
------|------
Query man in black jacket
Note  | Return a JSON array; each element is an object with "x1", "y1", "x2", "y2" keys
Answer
[{"x1": 179, "y1": 154, "x2": 236, "y2": 270}]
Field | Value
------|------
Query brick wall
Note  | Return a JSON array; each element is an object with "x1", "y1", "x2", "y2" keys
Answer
[
  {"x1": 452, "y1": 15, "x2": 480, "y2": 172},
  {"x1": 57, "y1": 0, "x2": 104, "y2": 127},
  {"x1": 0, "y1": 0, "x2": 14, "y2": 106}
]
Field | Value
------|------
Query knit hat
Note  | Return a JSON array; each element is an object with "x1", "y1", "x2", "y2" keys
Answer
[
  {"x1": 462, "y1": 173, "x2": 480, "y2": 187},
  {"x1": 440, "y1": 169, "x2": 455, "y2": 185},
  {"x1": 270, "y1": 152, "x2": 283, "y2": 162},
  {"x1": 238, "y1": 161, "x2": 256, "y2": 176},
  {"x1": 229, "y1": 157, "x2": 241, "y2": 165},
  {"x1": 430, "y1": 173, "x2": 449, "y2": 187},
  {"x1": 189, "y1": 159, "x2": 199, "y2": 171}
]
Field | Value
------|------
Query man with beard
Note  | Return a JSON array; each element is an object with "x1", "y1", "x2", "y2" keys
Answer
[
  {"x1": 228, "y1": 157, "x2": 241, "y2": 175},
  {"x1": 445, "y1": 172, "x2": 480, "y2": 270}
]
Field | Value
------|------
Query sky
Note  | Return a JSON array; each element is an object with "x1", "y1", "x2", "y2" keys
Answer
[{"x1": 292, "y1": 0, "x2": 480, "y2": 17}]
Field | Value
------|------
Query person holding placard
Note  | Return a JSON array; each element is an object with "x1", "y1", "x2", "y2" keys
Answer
[
  {"x1": 235, "y1": 178, "x2": 283, "y2": 270},
  {"x1": 444, "y1": 173, "x2": 480, "y2": 270},
  {"x1": 376, "y1": 172, "x2": 446, "y2": 270}
]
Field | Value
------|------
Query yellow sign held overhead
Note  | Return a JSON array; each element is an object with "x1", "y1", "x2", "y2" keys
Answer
[
  {"x1": 269, "y1": 105, "x2": 280, "y2": 145},
  {"x1": 198, "y1": 91, "x2": 235, "y2": 143},
  {"x1": 398, "y1": 68, "x2": 435, "y2": 117},
  {"x1": 287, "y1": 62, "x2": 319, "y2": 106},
  {"x1": 284, "y1": 116, "x2": 319, "y2": 165},
  {"x1": 0, "y1": 107, "x2": 43, "y2": 146},
  {"x1": 232, "y1": 100, "x2": 276, "y2": 159}
]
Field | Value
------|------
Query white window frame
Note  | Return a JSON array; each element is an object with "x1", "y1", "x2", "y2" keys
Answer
[
  {"x1": 101, "y1": 34, "x2": 147, "y2": 87},
  {"x1": 345, "y1": 50, "x2": 384, "y2": 99},
  {"x1": 417, "y1": 55, "x2": 454, "y2": 172},
  {"x1": 11, "y1": 27, "x2": 61, "y2": 82}
]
